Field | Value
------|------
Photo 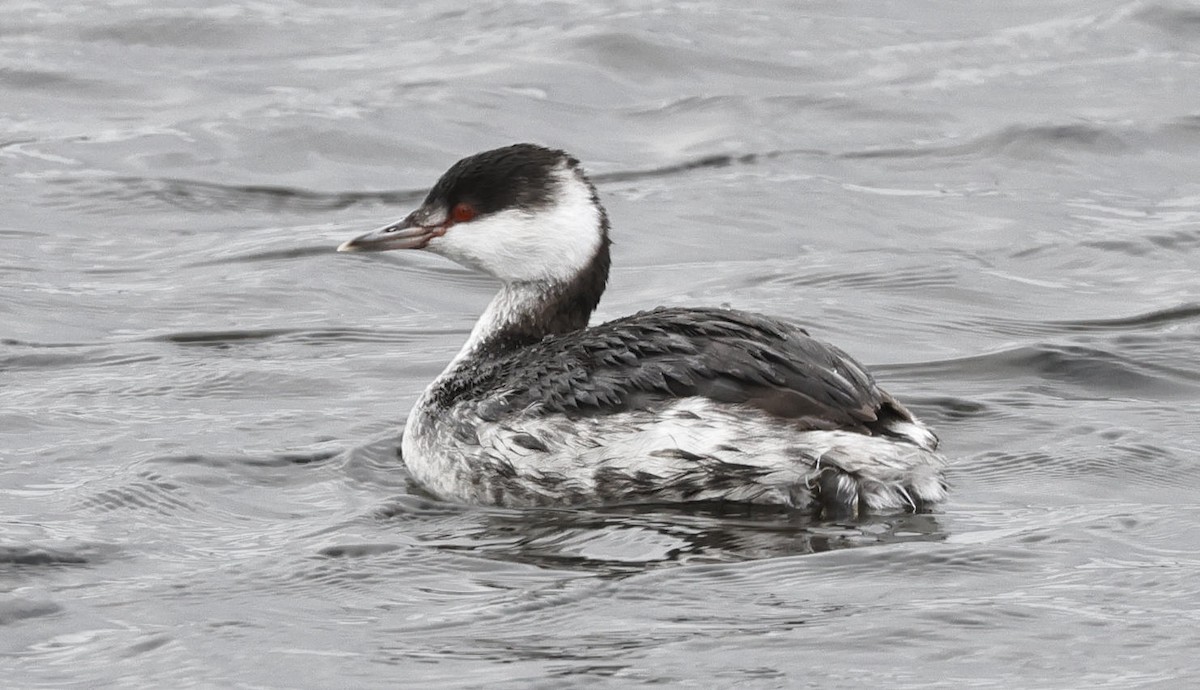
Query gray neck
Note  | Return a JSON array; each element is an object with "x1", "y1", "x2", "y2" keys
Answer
[{"x1": 451, "y1": 235, "x2": 611, "y2": 366}]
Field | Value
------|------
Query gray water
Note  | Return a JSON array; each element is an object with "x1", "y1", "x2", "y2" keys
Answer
[{"x1": 3, "y1": 1, "x2": 1200, "y2": 687}]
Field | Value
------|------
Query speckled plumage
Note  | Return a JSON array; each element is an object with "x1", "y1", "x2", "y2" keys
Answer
[
  {"x1": 435, "y1": 306, "x2": 902, "y2": 432},
  {"x1": 340, "y1": 144, "x2": 947, "y2": 515}
]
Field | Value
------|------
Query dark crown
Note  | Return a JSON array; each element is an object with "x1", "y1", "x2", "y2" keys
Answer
[{"x1": 424, "y1": 144, "x2": 576, "y2": 216}]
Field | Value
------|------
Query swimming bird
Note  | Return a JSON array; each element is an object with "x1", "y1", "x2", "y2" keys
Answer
[{"x1": 338, "y1": 144, "x2": 946, "y2": 516}]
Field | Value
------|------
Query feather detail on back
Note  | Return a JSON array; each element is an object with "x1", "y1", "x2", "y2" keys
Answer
[{"x1": 435, "y1": 306, "x2": 933, "y2": 446}]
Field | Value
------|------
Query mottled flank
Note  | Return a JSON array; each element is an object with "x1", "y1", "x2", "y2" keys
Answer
[
  {"x1": 403, "y1": 396, "x2": 946, "y2": 516},
  {"x1": 344, "y1": 144, "x2": 949, "y2": 515}
]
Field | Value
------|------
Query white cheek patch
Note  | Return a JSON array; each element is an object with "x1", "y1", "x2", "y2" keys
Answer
[{"x1": 427, "y1": 164, "x2": 602, "y2": 283}]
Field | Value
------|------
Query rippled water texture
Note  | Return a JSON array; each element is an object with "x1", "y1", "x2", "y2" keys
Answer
[{"x1": 3, "y1": 1, "x2": 1200, "y2": 687}]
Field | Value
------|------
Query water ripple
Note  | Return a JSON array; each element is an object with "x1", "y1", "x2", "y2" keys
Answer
[
  {"x1": 1047, "y1": 302, "x2": 1200, "y2": 331},
  {"x1": 841, "y1": 118, "x2": 1200, "y2": 161},
  {"x1": 0, "y1": 597, "x2": 63, "y2": 626},
  {"x1": 1136, "y1": 3, "x2": 1200, "y2": 35},
  {"x1": 885, "y1": 338, "x2": 1200, "y2": 396},
  {"x1": 42, "y1": 151, "x2": 791, "y2": 216},
  {"x1": 0, "y1": 542, "x2": 118, "y2": 568},
  {"x1": 77, "y1": 470, "x2": 196, "y2": 515},
  {"x1": 49, "y1": 119, "x2": 1183, "y2": 221}
]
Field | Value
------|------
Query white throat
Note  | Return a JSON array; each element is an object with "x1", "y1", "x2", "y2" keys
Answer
[{"x1": 447, "y1": 282, "x2": 547, "y2": 368}]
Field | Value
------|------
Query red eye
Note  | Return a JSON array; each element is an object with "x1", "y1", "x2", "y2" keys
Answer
[{"x1": 451, "y1": 202, "x2": 476, "y2": 223}]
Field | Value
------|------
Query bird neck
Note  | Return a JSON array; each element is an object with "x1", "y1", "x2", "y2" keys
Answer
[{"x1": 454, "y1": 236, "x2": 611, "y2": 363}]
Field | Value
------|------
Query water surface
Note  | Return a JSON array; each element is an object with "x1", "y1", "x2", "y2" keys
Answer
[{"x1": 3, "y1": 0, "x2": 1199, "y2": 687}]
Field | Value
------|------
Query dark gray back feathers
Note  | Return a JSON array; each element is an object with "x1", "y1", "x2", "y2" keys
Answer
[{"x1": 434, "y1": 306, "x2": 919, "y2": 438}]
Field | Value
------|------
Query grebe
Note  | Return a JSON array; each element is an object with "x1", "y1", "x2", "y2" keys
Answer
[{"x1": 338, "y1": 144, "x2": 946, "y2": 515}]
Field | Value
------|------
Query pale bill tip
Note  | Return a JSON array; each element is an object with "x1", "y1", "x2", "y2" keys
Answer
[{"x1": 336, "y1": 239, "x2": 359, "y2": 253}]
